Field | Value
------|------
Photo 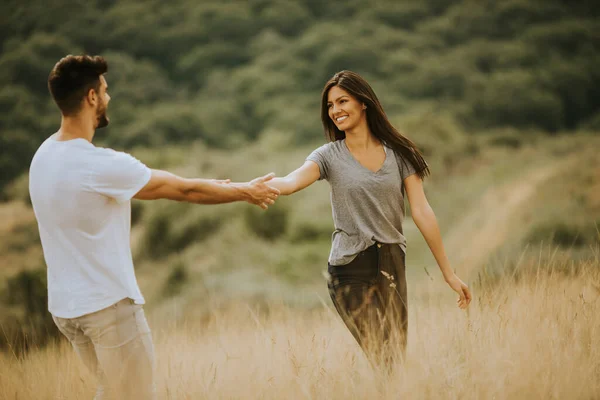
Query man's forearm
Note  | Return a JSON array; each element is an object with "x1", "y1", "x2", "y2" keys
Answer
[{"x1": 180, "y1": 178, "x2": 250, "y2": 204}]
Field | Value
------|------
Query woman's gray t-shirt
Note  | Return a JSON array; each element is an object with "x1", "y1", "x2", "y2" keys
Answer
[{"x1": 307, "y1": 140, "x2": 417, "y2": 266}]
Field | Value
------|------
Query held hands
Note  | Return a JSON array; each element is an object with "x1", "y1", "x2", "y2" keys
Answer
[
  {"x1": 244, "y1": 172, "x2": 280, "y2": 210},
  {"x1": 446, "y1": 274, "x2": 472, "y2": 309}
]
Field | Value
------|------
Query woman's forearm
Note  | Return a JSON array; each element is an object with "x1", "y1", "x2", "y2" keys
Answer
[
  {"x1": 265, "y1": 176, "x2": 296, "y2": 196},
  {"x1": 264, "y1": 162, "x2": 320, "y2": 196},
  {"x1": 411, "y1": 205, "x2": 455, "y2": 281}
]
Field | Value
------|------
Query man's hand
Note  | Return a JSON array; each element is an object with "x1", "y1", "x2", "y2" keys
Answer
[
  {"x1": 446, "y1": 274, "x2": 472, "y2": 309},
  {"x1": 243, "y1": 172, "x2": 280, "y2": 210}
]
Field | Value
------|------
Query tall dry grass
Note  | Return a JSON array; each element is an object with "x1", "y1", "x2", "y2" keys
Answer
[{"x1": 1, "y1": 252, "x2": 599, "y2": 400}]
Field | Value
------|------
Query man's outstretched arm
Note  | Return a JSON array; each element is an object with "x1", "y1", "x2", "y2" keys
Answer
[{"x1": 134, "y1": 170, "x2": 279, "y2": 209}]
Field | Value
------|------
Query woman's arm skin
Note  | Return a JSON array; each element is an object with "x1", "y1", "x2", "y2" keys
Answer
[
  {"x1": 404, "y1": 174, "x2": 472, "y2": 309},
  {"x1": 267, "y1": 161, "x2": 321, "y2": 195}
]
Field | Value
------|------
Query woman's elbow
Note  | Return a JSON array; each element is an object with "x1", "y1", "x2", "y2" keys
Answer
[{"x1": 411, "y1": 205, "x2": 435, "y2": 223}]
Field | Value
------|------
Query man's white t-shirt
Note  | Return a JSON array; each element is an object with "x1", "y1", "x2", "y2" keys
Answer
[{"x1": 29, "y1": 134, "x2": 152, "y2": 318}]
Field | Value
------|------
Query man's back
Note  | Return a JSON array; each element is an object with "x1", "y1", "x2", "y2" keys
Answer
[{"x1": 29, "y1": 134, "x2": 151, "y2": 318}]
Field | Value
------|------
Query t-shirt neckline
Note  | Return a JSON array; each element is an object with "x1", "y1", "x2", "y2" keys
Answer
[
  {"x1": 341, "y1": 139, "x2": 389, "y2": 175},
  {"x1": 49, "y1": 133, "x2": 92, "y2": 146}
]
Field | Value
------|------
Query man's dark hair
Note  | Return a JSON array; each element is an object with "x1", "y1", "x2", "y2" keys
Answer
[{"x1": 48, "y1": 55, "x2": 108, "y2": 116}]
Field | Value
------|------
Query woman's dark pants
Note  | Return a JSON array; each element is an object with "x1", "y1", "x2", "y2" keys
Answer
[{"x1": 327, "y1": 243, "x2": 408, "y2": 365}]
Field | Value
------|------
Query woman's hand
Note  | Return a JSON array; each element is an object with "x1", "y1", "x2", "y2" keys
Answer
[
  {"x1": 445, "y1": 274, "x2": 472, "y2": 309},
  {"x1": 243, "y1": 173, "x2": 280, "y2": 209}
]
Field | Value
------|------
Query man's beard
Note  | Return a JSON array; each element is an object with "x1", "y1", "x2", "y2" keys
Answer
[{"x1": 95, "y1": 103, "x2": 110, "y2": 129}]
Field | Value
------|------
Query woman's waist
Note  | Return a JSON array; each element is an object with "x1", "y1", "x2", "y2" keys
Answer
[
  {"x1": 329, "y1": 234, "x2": 404, "y2": 265},
  {"x1": 331, "y1": 228, "x2": 406, "y2": 244}
]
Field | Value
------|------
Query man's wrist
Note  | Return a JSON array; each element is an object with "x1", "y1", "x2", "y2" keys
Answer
[{"x1": 230, "y1": 182, "x2": 251, "y2": 202}]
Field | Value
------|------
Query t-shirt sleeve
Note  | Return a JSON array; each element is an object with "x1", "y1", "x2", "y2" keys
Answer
[
  {"x1": 306, "y1": 144, "x2": 330, "y2": 181},
  {"x1": 396, "y1": 151, "x2": 418, "y2": 181},
  {"x1": 88, "y1": 149, "x2": 152, "y2": 204}
]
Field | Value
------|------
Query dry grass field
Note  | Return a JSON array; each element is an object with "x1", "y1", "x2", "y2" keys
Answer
[{"x1": 1, "y1": 250, "x2": 598, "y2": 400}]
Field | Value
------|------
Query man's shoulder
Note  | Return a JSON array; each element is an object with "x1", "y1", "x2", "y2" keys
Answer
[
  {"x1": 88, "y1": 145, "x2": 139, "y2": 168},
  {"x1": 30, "y1": 135, "x2": 59, "y2": 169},
  {"x1": 32, "y1": 134, "x2": 55, "y2": 155}
]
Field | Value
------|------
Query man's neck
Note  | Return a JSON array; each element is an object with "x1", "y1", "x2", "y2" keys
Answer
[{"x1": 56, "y1": 115, "x2": 95, "y2": 143}]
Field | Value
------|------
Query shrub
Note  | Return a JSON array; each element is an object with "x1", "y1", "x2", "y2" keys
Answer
[
  {"x1": 131, "y1": 200, "x2": 144, "y2": 226},
  {"x1": 581, "y1": 112, "x2": 600, "y2": 131},
  {"x1": 4, "y1": 173, "x2": 32, "y2": 205},
  {"x1": 244, "y1": 205, "x2": 289, "y2": 241},
  {"x1": 290, "y1": 222, "x2": 331, "y2": 243},
  {"x1": 140, "y1": 204, "x2": 224, "y2": 259},
  {"x1": 471, "y1": 71, "x2": 565, "y2": 132},
  {"x1": 116, "y1": 105, "x2": 209, "y2": 148},
  {"x1": 526, "y1": 222, "x2": 597, "y2": 248},
  {"x1": 162, "y1": 258, "x2": 188, "y2": 297},
  {"x1": 1, "y1": 267, "x2": 60, "y2": 353},
  {"x1": 6, "y1": 220, "x2": 41, "y2": 253},
  {"x1": 258, "y1": 2, "x2": 311, "y2": 37},
  {"x1": 488, "y1": 132, "x2": 523, "y2": 149}
]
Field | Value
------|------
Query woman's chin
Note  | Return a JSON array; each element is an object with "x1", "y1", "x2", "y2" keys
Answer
[{"x1": 335, "y1": 122, "x2": 350, "y2": 131}]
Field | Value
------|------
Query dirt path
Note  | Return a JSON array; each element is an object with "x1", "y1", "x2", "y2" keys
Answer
[{"x1": 443, "y1": 157, "x2": 576, "y2": 278}]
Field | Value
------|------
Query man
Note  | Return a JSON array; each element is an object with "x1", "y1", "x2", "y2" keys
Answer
[{"x1": 28, "y1": 55, "x2": 279, "y2": 399}]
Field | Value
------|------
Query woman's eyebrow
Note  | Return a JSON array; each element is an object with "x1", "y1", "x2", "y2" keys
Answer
[{"x1": 329, "y1": 95, "x2": 349, "y2": 103}]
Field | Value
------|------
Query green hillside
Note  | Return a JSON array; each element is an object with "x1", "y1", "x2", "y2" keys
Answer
[
  {"x1": 1, "y1": 133, "x2": 598, "y2": 349},
  {"x1": 0, "y1": 0, "x2": 599, "y2": 350},
  {"x1": 1, "y1": 0, "x2": 599, "y2": 193}
]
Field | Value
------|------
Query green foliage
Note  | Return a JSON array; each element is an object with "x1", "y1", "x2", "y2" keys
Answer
[
  {"x1": 2, "y1": 0, "x2": 600, "y2": 195},
  {"x1": 114, "y1": 104, "x2": 209, "y2": 148},
  {"x1": 140, "y1": 203, "x2": 224, "y2": 259},
  {"x1": 7, "y1": 221, "x2": 40, "y2": 252},
  {"x1": 487, "y1": 131, "x2": 524, "y2": 149},
  {"x1": 473, "y1": 71, "x2": 565, "y2": 132},
  {"x1": 526, "y1": 222, "x2": 599, "y2": 248},
  {"x1": 290, "y1": 222, "x2": 331, "y2": 243},
  {"x1": 244, "y1": 205, "x2": 289, "y2": 241},
  {"x1": 1, "y1": 267, "x2": 60, "y2": 353},
  {"x1": 0, "y1": 33, "x2": 80, "y2": 96},
  {"x1": 162, "y1": 258, "x2": 189, "y2": 297},
  {"x1": 131, "y1": 200, "x2": 144, "y2": 226},
  {"x1": 4, "y1": 269, "x2": 46, "y2": 315},
  {"x1": 256, "y1": 1, "x2": 311, "y2": 37},
  {"x1": 582, "y1": 112, "x2": 600, "y2": 131}
]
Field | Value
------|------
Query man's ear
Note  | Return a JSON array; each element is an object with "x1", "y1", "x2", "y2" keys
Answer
[{"x1": 86, "y1": 88, "x2": 97, "y2": 107}]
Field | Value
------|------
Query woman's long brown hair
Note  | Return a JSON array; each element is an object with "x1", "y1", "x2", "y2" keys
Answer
[{"x1": 320, "y1": 70, "x2": 430, "y2": 180}]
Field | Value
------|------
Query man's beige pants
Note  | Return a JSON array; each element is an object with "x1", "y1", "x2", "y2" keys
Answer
[{"x1": 52, "y1": 298, "x2": 156, "y2": 400}]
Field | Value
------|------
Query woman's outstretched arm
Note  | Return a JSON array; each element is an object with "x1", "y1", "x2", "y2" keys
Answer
[
  {"x1": 404, "y1": 174, "x2": 472, "y2": 309},
  {"x1": 268, "y1": 161, "x2": 321, "y2": 195}
]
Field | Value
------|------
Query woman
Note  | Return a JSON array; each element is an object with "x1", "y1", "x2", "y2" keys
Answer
[{"x1": 269, "y1": 71, "x2": 472, "y2": 364}]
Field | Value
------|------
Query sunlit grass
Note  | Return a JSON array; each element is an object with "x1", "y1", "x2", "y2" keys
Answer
[{"x1": 1, "y1": 253, "x2": 598, "y2": 400}]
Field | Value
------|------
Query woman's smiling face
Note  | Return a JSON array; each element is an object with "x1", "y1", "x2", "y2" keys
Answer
[{"x1": 327, "y1": 85, "x2": 366, "y2": 132}]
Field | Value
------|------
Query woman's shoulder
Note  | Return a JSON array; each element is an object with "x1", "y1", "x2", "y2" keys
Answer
[{"x1": 313, "y1": 140, "x2": 344, "y2": 154}]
